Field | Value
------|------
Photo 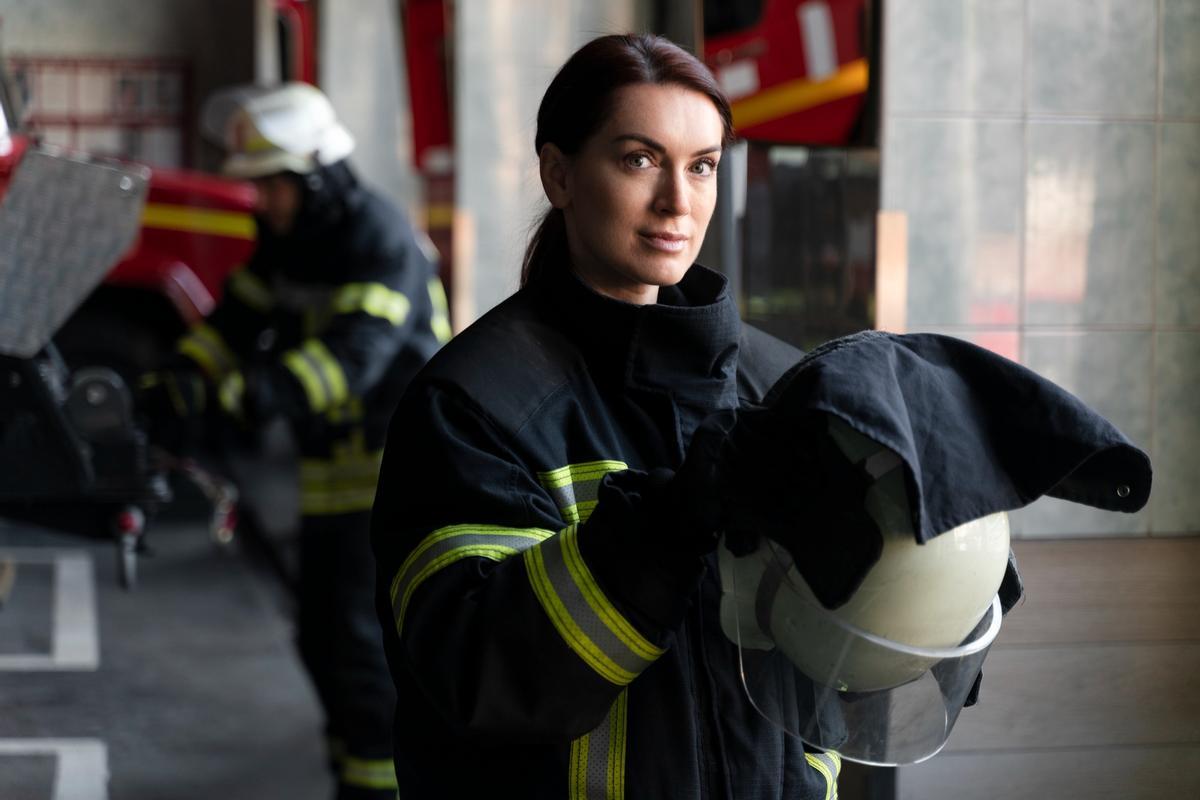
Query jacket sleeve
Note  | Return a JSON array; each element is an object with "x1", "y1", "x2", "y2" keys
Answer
[
  {"x1": 173, "y1": 259, "x2": 273, "y2": 381},
  {"x1": 371, "y1": 380, "x2": 705, "y2": 740},
  {"x1": 267, "y1": 239, "x2": 445, "y2": 417}
]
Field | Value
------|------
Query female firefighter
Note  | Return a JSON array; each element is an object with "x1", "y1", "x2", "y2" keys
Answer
[{"x1": 370, "y1": 34, "x2": 860, "y2": 798}]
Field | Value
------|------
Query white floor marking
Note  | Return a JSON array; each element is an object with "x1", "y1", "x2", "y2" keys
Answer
[
  {"x1": 0, "y1": 549, "x2": 99, "y2": 670},
  {"x1": 0, "y1": 738, "x2": 110, "y2": 800}
]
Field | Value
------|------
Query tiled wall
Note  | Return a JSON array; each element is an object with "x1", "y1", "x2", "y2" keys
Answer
[
  {"x1": 880, "y1": 0, "x2": 1199, "y2": 537},
  {"x1": 454, "y1": 0, "x2": 648, "y2": 323}
]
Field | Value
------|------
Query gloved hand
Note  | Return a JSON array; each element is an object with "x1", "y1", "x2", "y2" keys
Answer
[
  {"x1": 217, "y1": 368, "x2": 277, "y2": 427},
  {"x1": 657, "y1": 407, "x2": 883, "y2": 610},
  {"x1": 136, "y1": 368, "x2": 210, "y2": 453}
]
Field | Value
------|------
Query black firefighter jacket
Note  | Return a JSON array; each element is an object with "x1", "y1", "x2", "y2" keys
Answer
[
  {"x1": 177, "y1": 163, "x2": 448, "y2": 514},
  {"x1": 370, "y1": 264, "x2": 840, "y2": 799}
]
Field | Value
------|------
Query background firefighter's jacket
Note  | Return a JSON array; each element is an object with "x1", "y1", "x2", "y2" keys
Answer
[
  {"x1": 370, "y1": 265, "x2": 846, "y2": 800},
  {"x1": 173, "y1": 162, "x2": 449, "y2": 498}
]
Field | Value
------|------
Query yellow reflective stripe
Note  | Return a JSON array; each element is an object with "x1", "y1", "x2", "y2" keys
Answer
[
  {"x1": 299, "y1": 447, "x2": 383, "y2": 515},
  {"x1": 608, "y1": 689, "x2": 628, "y2": 800},
  {"x1": 228, "y1": 269, "x2": 273, "y2": 312},
  {"x1": 427, "y1": 277, "x2": 452, "y2": 343},
  {"x1": 282, "y1": 339, "x2": 348, "y2": 412},
  {"x1": 526, "y1": 541, "x2": 632, "y2": 685},
  {"x1": 299, "y1": 485, "x2": 379, "y2": 515},
  {"x1": 538, "y1": 460, "x2": 629, "y2": 489},
  {"x1": 569, "y1": 690, "x2": 628, "y2": 800},
  {"x1": 389, "y1": 525, "x2": 554, "y2": 637},
  {"x1": 332, "y1": 282, "x2": 411, "y2": 325},
  {"x1": 561, "y1": 526, "x2": 663, "y2": 663},
  {"x1": 141, "y1": 202, "x2": 256, "y2": 240},
  {"x1": 538, "y1": 460, "x2": 628, "y2": 525},
  {"x1": 217, "y1": 370, "x2": 244, "y2": 417},
  {"x1": 525, "y1": 526, "x2": 662, "y2": 687},
  {"x1": 177, "y1": 323, "x2": 237, "y2": 381},
  {"x1": 731, "y1": 57, "x2": 869, "y2": 131},
  {"x1": 805, "y1": 752, "x2": 841, "y2": 800},
  {"x1": 340, "y1": 755, "x2": 398, "y2": 790}
]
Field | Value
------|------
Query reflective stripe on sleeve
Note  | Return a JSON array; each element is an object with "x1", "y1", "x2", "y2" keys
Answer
[
  {"x1": 427, "y1": 277, "x2": 452, "y2": 343},
  {"x1": 389, "y1": 525, "x2": 555, "y2": 637},
  {"x1": 282, "y1": 338, "x2": 349, "y2": 412},
  {"x1": 569, "y1": 689, "x2": 628, "y2": 800},
  {"x1": 228, "y1": 269, "x2": 274, "y2": 312},
  {"x1": 332, "y1": 282, "x2": 411, "y2": 325},
  {"x1": 805, "y1": 751, "x2": 842, "y2": 800},
  {"x1": 299, "y1": 446, "x2": 383, "y2": 516},
  {"x1": 177, "y1": 322, "x2": 237, "y2": 382},
  {"x1": 524, "y1": 524, "x2": 664, "y2": 686},
  {"x1": 538, "y1": 461, "x2": 628, "y2": 525},
  {"x1": 340, "y1": 755, "x2": 398, "y2": 790}
]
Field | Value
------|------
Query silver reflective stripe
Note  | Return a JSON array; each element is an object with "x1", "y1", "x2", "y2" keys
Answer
[
  {"x1": 525, "y1": 526, "x2": 663, "y2": 686},
  {"x1": 805, "y1": 751, "x2": 842, "y2": 800},
  {"x1": 569, "y1": 690, "x2": 628, "y2": 800},
  {"x1": 389, "y1": 525, "x2": 553, "y2": 636},
  {"x1": 538, "y1": 461, "x2": 627, "y2": 524}
]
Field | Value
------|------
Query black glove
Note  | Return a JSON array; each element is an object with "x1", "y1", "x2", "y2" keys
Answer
[
  {"x1": 137, "y1": 368, "x2": 210, "y2": 453},
  {"x1": 658, "y1": 408, "x2": 883, "y2": 610},
  {"x1": 216, "y1": 366, "x2": 307, "y2": 427},
  {"x1": 962, "y1": 549, "x2": 1024, "y2": 708}
]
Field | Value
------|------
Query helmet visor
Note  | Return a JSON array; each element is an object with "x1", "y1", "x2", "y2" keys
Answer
[{"x1": 720, "y1": 537, "x2": 1002, "y2": 766}]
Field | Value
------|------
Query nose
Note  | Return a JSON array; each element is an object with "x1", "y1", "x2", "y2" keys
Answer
[{"x1": 654, "y1": 168, "x2": 690, "y2": 217}]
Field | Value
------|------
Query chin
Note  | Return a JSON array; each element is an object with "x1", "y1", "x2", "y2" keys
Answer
[{"x1": 643, "y1": 254, "x2": 693, "y2": 287}]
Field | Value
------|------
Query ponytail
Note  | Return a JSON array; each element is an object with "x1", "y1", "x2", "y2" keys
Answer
[{"x1": 520, "y1": 207, "x2": 568, "y2": 287}]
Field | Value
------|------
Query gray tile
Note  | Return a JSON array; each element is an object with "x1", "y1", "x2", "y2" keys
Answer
[
  {"x1": 1163, "y1": 0, "x2": 1200, "y2": 118},
  {"x1": 1029, "y1": 0, "x2": 1158, "y2": 116},
  {"x1": 1012, "y1": 331, "x2": 1153, "y2": 537},
  {"x1": 1157, "y1": 123, "x2": 1200, "y2": 326},
  {"x1": 1025, "y1": 121, "x2": 1155, "y2": 327},
  {"x1": 907, "y1": 327, "x2": 1021, "y2": 364},
  {"x1": 898, "y1": 746, "x2": 1200, "y2": 800},
  {"x1": 942, "y1": 642, "x2": 1200, "y2": 751},
  {"x1": 882, "y1": 118, "x2": 1023, "y2": 326},
  {"x1": 1000, "y1": 539, "x2": 1200, "y2": 645},
  {"x1": 1152, "y1": 332, "x2": 1200, "y2": 534},
  {"x1": 886, "y1": 0, "x2": 1024, "y2": 114}
]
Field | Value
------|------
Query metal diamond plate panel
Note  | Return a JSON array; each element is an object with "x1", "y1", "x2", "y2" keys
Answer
[{"x1": 0, "y1": 148, "x2": 148, "y2": 357}]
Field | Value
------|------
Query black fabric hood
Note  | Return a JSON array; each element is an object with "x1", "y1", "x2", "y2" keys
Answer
[{"x1": 761, "y1": 330, "x2": 1152, "y2": 543}]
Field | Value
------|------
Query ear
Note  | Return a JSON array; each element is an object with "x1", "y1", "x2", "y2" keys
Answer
[{"x1": 539, "y1": 143, "x2": 572, "y2": 210}]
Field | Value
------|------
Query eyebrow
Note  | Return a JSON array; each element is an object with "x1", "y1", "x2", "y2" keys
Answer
[{"x1": 611, "y1": 134, "x2": 722, "y2": 157}]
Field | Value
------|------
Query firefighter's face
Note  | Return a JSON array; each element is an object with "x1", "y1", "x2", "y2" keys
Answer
[
  {"x1": 252, "y1": 174, "x2": 302, "y2": 235},
  {"x1": 541, "y1": 83, "x2": 723, "y2": 305}
]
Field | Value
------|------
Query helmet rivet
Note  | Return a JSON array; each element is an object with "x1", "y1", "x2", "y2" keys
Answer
[{"x1": 1116, "y1": 485, "x2": 1131, "y2": 498}]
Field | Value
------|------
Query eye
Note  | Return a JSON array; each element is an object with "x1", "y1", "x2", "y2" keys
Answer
[
  {"x1": 690, "y1": 157, "x2": 718, "y2": 177},
  {"x1": 624, "y1": 152, "x2": 654, "y2": 170}
]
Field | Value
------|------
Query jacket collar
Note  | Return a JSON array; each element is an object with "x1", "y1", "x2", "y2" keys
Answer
[{"x1": 532, "y1": 263, "x2": 742, "y2": 414}]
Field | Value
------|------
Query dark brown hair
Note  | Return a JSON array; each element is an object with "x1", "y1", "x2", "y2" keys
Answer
[{"x1": 521, "y1": 34, "x2": 735, "y2": 287}]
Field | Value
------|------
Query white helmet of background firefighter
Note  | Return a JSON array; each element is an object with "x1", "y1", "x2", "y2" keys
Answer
[
  {"x1": 200, "y1": 82, "x2": 354, "y2": 179},
  {"x1": 719, "y1": 416, "x2": 1011, "y2": 765}
]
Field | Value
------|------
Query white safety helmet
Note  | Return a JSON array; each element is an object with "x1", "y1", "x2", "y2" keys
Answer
[
  {"x1": 719, "y1": 415, "x2": 1010, "y2": 766},
  {"x1": 200, "y1": 82, "x2": 355, "y2": 178}
]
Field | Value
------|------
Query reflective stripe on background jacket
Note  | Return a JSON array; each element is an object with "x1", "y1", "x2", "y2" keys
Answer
[
  {"x1": 176, "y1": 163, "x2": 448, "y2": 512},
  {"x1": 371, "y1": 265, "x2": 842, "y2": 799}
]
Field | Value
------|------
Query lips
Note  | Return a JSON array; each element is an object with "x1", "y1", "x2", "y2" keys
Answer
[{"x1": 639, "y1": 231, "x2": 689, "y2": 253}]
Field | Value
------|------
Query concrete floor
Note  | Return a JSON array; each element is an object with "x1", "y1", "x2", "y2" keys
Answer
[
  {"x1": 0, "y1": 513, "x2": 331, "y2": 800},
  {"x1": 3, "y1": 492, "x2": 1198, "y2": 800}
]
